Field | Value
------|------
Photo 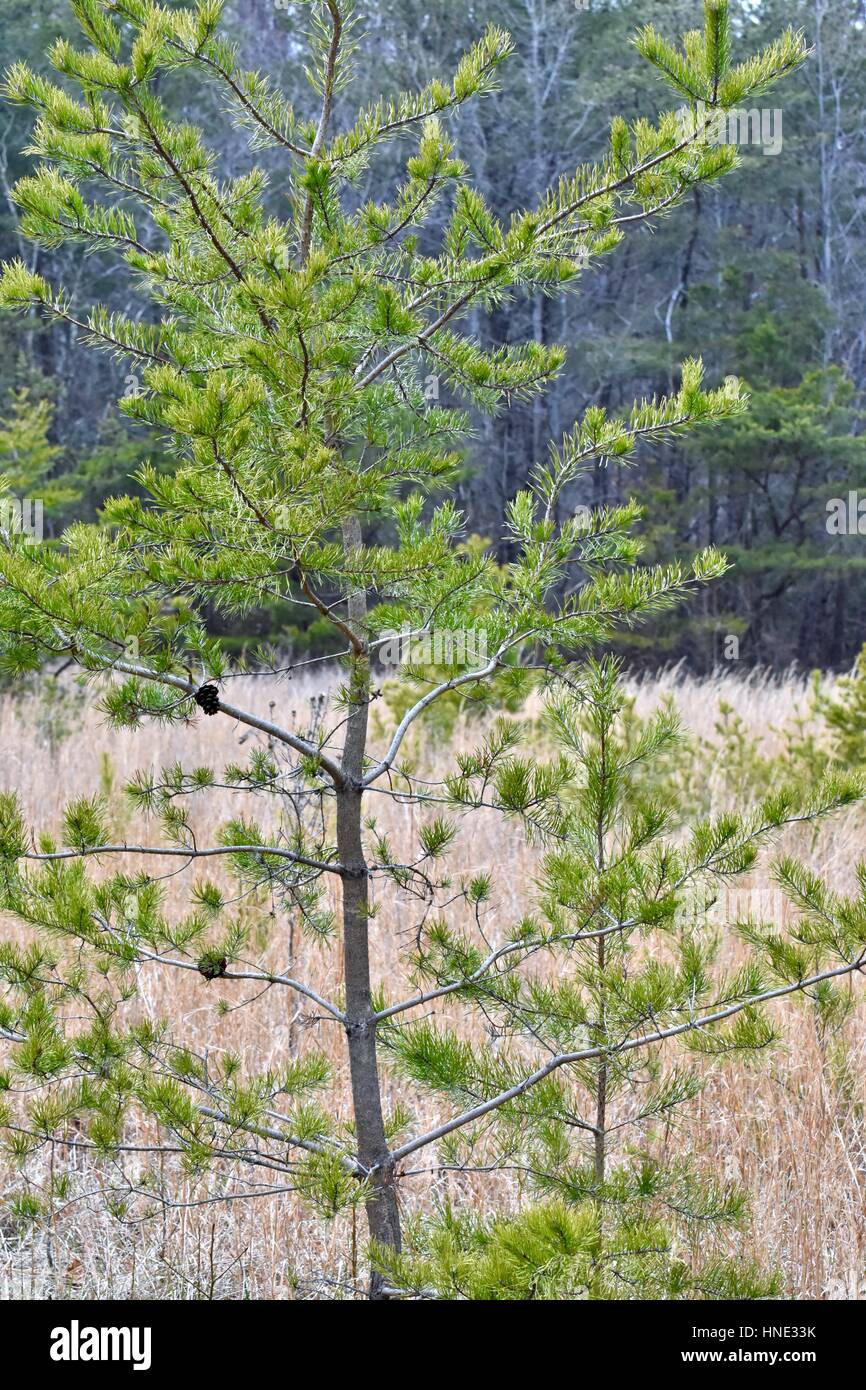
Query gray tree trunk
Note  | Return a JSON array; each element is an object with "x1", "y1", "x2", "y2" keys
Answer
[{"x1": 337, "y1": 517, "x2": 402, "y2": 1299}]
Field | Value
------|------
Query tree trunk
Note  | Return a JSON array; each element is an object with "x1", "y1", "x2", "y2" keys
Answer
[
  {"x1": 593, "y1": 734, "x2": 608, "y2": 1297},
  {"x1": 594, "y1": 935, "x2": 607, "y2": 1187},
  {"x1": 337, "y1": 517, "x2": 402, "y2": 1299}
]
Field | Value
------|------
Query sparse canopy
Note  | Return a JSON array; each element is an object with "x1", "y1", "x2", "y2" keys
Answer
[{"x1": 2, "y1": 1, "x2": 861, "y2": 1300}]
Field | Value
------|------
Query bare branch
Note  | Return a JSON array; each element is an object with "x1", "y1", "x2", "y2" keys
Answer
[
  {"x1": 25, "y1": 841, "x2": 343, "y2": 877},
  {"x1": 111, "y1": 659, "x2": 345, "y2": 785},
  {"x1": 126, "y1": 943, "x2": 347, "y2": 1023},
  {"x1": 388, "y1": 955, "x2": 866, "y2": 1167}
]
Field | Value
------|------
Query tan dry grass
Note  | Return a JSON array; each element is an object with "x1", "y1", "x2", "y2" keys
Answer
[{"x1": 0, "y1": 666, "x2": 864, "y2": 1300}]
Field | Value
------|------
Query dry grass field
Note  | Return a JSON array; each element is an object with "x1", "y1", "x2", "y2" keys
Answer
[{"x1": 1, "y1": 665, "x2": 864, "y2": 1300}]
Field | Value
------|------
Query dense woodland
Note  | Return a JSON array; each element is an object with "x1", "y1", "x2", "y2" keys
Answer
[{"x1": 1, "y1": 0, "x2": 865, "y2": 671}]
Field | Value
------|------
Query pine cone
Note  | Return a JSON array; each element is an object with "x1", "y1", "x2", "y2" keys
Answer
[
  {"x1": 197, "y1": 953, "x2": 228, "y2": 980},
  {"x1": 194, "y1": 683, "x2": 221, "y2": 716}
]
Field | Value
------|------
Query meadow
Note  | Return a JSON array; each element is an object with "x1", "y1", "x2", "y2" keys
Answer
[{"x1": 1, "y1": 664, "x2": 864, "y2": 1300}]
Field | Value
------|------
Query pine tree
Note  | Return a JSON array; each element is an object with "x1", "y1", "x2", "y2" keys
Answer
[
  {"x1": 374, "y1": 656, "x2": 864, "y2": 1298},
  {"x1": 0, "y1": 387, "x2": 81, "y2": 531},
  {"x1": 1, "y1": 1, "x2": 857, "y2": 1300}
]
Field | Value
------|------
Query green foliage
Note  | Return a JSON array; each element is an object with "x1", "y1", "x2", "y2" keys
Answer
[
  {"x1": 0, "y1": 389, "x2": 69, "y2": 506},
  {"x1": 377, "y1": 1180, "x2": 781, "y2": 1300},
  {"x1": 0, "y1": 0, "x2": 848, "y2": 1301},
  {"x1": 814, "y1": 643, "x2": 866, "y2": 767},
  {"x1": 375, "y1": 657, "x2": 863, "y2": 1295},
  {"x1": 628, "y1": 363, "x2": 866, "y2": 667}
]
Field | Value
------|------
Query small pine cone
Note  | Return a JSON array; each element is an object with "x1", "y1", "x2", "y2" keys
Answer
[
  {"x1": 197, "y1": 954, "x2": 228, "y2": 980},
  {"x1": 194, "y1": 683, "x2": 221, "y2": 716}
]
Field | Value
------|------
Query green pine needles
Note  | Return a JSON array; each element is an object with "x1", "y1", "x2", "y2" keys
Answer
[
  {"x1": 374, "y1": 658, "x2": 864, "y2": 1299},
  {"x1": 0, "y1": 0, "x2": 860, "y2": 1300}
]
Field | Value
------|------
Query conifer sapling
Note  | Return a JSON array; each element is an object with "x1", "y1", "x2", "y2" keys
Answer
[{"x1": 0, "y1": 0, "x2": 859, "y2": 1300}]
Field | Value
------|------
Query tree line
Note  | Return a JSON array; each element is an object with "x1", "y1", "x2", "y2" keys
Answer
[{"x1": 1, "y1": 0, "x2": 865, "y2": 671}]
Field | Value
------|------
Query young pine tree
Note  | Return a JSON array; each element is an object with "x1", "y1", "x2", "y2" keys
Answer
[
  {"x1": 375, "y1": 657, "x2": 864, "y2": 1298},
  {"x1": 0, "y1": 1, "x2": 859, "y2": 1299},
  {"x1": 0, "y1": 388, "x2": 81, "y2": 536}
]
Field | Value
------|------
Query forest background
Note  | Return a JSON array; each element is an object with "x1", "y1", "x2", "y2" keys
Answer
[{"x1": 3, "y1": 0, "x2": 865, "y2": 673}]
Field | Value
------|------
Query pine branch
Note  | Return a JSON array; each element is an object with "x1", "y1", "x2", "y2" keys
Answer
[
  {"x1": 388, "y1": 955, "x2": 866, "y2": 1168},
  {"x1": 112, "y1": 659, "x2": 345, "y2": 783}
]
